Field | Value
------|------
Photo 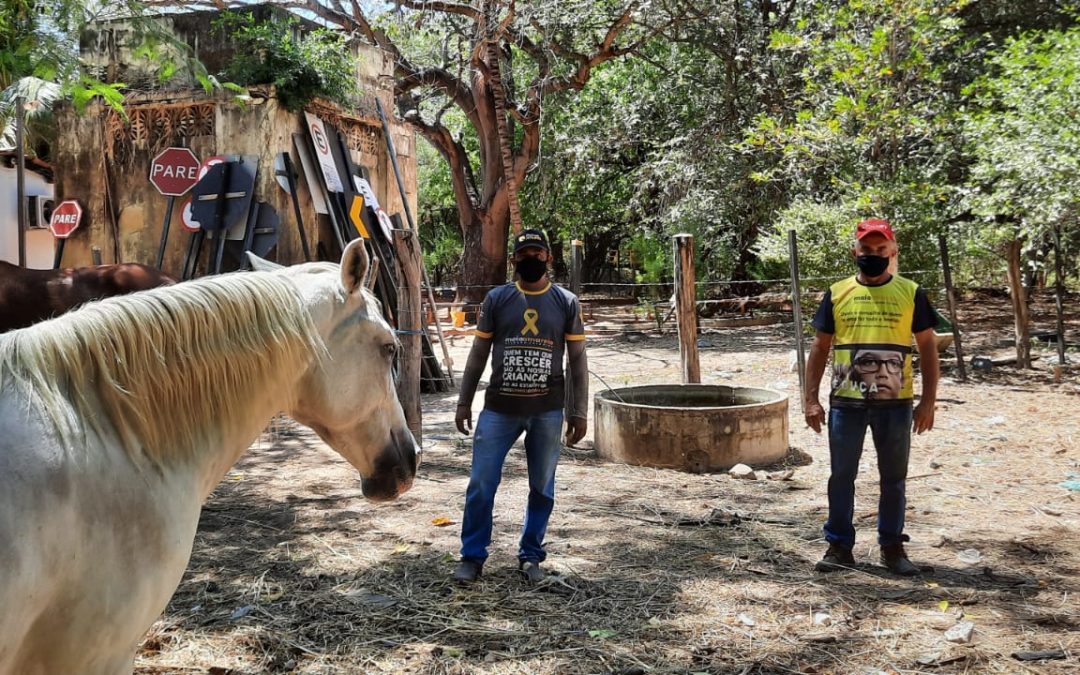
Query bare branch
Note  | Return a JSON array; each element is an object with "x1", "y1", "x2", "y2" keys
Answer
[
  {"x1": 393, "y1": 0, "x2": 480, "y2": 21},
  {"x1": 403, "y1": 110, "x2": 478, "y2": 224},
  {"x1": 397, "y1": 68, "x2": 472, "y2": 106}
]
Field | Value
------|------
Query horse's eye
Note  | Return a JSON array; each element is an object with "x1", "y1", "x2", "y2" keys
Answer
[{"x1": 383, "y1": 343, "x2": 398, "y2": 358}]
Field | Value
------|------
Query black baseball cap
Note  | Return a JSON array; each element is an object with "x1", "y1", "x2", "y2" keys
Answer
[{"x1": 512, "y1": 228, "x2": 550, "y2": 254}]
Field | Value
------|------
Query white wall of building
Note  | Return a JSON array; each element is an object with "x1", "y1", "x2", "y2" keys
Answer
[{"x1": 0, "y1": 165, "x2": 55, "y2": 269}]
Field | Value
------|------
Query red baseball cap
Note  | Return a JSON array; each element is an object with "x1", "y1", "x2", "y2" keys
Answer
[{"x1": 856, "y1": 218, "x2": 895, "y2": 241}]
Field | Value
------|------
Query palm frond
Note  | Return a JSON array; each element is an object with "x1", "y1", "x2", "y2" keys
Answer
[{"x1": 0, "y1": 76, "x2": 62, "y2": 157}]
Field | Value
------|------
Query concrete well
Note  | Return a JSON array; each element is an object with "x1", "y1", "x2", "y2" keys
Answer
[{"x1": 593, "y1": 384, "x2": 788, "y2": 473}]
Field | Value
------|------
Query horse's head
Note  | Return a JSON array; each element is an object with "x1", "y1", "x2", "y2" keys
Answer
[{"x1": 248, "y1": 241, "x2": 418, "y2": 501}]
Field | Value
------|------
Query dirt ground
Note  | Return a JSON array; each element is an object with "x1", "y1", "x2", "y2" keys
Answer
[{"x1": 135, "y1": 292, "x2": 1079, "y2": 675}]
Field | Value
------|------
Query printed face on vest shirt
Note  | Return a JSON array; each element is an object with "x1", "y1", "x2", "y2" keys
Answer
[{"x1": 847, "y1": 348, "x2": 904, "y2": 400}]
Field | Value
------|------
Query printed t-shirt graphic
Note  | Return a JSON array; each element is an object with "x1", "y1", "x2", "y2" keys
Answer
[
  {"x1": 811, "y1": 275, "x2": 936, "y2": 406},
  {"x1": 474, "y1": 281, "x2": 586, "y2": 414}
]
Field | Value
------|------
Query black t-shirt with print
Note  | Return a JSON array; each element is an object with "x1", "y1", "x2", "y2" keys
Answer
[{"x1": 475, "y1": 282, "x2": 586, "y2": 415}]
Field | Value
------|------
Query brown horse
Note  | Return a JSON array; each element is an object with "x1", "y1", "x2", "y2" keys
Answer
[{"x1": 0, "y1": 261, "x2": 176, "y2": 332}]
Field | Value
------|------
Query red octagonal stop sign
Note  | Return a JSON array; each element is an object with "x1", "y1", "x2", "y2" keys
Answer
[
  {"x1": 49, "y1": 200, "x2": 83, "y2": 239},
  {"x1": 149, "y1": 147, "x2": 201, "y2": 196}
]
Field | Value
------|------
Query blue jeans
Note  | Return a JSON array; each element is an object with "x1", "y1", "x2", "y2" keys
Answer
[
  {"x1": 460, "y1": 408, "x2": 564, "y2": 564},
  {"x1": 825, "y1": 404, "x2": 913, "y2": 548}
]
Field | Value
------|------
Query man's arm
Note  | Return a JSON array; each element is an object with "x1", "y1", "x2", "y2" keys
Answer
[
  {"x1": 912, "y1": 327, "x2": 939, "y2": 434},
  {"x1": 565, "y1": 340, "x2": 588, "y2": 445},
  {"x1": 804, "y1": 330, "x2": 833, "y2": 433},
  {"x1": 455, "y1": 336, "x2": 492, "y2": 435}
]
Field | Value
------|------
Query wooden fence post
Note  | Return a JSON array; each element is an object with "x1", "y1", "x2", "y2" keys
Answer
[
  {"x1": 570, "y1": 239, "x2": 584, "y2": 297},
  {"x1": 1006, "y1": 238, "x2": 1032, "y2": 368},
  {"x1": 787, "y1": 230, "x2": 807, "y2": 403},
  {"x1": 394, "y1": 229, "x2": 423, "y2": 443},
  {"x1": 938, "y1": 233, "x2": 968, "y2": 382},
  {"x1": 673, "y1": 234, "x2": 700, "y2": 383}
]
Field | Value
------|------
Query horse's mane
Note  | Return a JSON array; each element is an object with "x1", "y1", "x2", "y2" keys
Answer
[{"x1": 0, "y1": 271, "x2": 324, "y2": 466}]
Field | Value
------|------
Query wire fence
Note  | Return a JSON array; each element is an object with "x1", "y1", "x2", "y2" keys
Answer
[{"x1": 426, "y1": 269, "x2": 945, "y2": 304}]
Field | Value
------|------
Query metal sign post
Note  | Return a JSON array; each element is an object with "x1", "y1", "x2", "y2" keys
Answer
[
  {"x1": 375, "y1": 98, "x2": 456, "y2": 386},
  {"x1": 15, "y1": 95, "x2": 27, "y2": 267},
  {"x1": 273, "y1": 152, "x2": 312, "y2": 261},
  {"x1": 150, "y1": 147, "x2": 201, "y2": 269},
  {"x1": 788, "y1": 230, "x2": 807, "y2": 404}
]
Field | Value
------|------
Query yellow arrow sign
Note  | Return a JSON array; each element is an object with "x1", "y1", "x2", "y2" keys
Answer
[{"x1": 349, "y1": 195, "x2": 370, "y2": 239}]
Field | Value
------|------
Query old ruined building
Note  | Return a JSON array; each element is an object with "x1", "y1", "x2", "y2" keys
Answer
[{"x1": 52, "y1": 4, "x2": 417, "y2": 275}]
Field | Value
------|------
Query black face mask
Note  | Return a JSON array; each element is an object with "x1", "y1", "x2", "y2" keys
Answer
[
  {"x1": 514, "y1": 254, "x2": 548, "y2": 280},
  {"x1": 856, "y1": 254, "x2": 890, "y2": 278},
  {"x1": 515, "y1": 256, "x2": 547, "y2": 283}
]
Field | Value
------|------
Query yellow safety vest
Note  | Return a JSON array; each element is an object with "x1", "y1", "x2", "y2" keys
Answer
[{"x1": 829, "y1": 275, "x2": 917, "y2": 402}]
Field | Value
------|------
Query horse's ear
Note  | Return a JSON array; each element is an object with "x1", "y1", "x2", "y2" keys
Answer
[
  {"x1": 340, "y1": 238, "x2": 369, "y2": 295},
  {"x1": 247, "y1": 252, "x2": 285, "y2": 272}
]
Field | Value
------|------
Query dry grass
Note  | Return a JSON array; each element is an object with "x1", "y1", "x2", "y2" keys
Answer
[{"x1": 135, "y1": 292, "x2": 1078, "y2": 674}]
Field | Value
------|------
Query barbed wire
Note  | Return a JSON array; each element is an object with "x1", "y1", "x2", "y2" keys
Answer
[{"x1": 427, "y1": 269, "x2": 941, "y2": 292}]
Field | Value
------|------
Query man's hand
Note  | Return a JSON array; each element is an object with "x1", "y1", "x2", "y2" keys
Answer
[
  {"x1": 455, "y1": 404, "x2": 473, "y2": 435},
  {"x1": 804, "y1": 399, "x2": 826, "y2": 434},
  {"x1": 803, "y1": 331, "x2": 832, "y2": 435},
  {"x1": 565, "y1": 416, "x2": 587, "y2": 446},
  {"x1": 913, "y1": 400, "x2": 935, "y2": 434}
]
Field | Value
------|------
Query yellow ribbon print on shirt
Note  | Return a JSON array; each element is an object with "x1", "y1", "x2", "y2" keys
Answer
[{"x1": 521, "y1": 308, "x2": 540, "y2": 336}]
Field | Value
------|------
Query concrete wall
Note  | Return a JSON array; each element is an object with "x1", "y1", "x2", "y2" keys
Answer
[{"x1": 0, "y1": 167, "x2": 54, "y2": 269}]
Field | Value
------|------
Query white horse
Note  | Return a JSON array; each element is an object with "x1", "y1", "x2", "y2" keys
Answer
[{"x1": 0, "y1": 240, "x2": 418, "y2": 674}]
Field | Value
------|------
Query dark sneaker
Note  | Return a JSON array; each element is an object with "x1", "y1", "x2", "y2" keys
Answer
[
  {"x1": 815, "y1": 542, "x2": 855, "y2": 572},
  {"x1": 881, "y1": 543, "x2": 921, "y2": 576},
  {"x1": 453, "y1": 559, "x2": 482, "y2": 584},
  {"x1": 519, "y1": 560, "x2": 545, "y2": 584}
]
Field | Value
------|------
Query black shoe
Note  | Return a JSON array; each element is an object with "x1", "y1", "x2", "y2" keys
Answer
[
  {"x1": 519, "y1": 560, "x2": 544, "y2": 584},
  {"x1": 453, "y1": 559, "x2": 482, "y2": 583},
  {"x1": 815, "y1": 542, "x2": 855, "y2": 572},
  {"x1": 881, "y1": 543, "x2": 921, "y2": 576}
]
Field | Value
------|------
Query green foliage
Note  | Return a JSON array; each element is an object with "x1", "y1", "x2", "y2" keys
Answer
[
  {"x1": 522, "y1": 3, "x2": 802, "y2": 283},
  {"x1": 71, "y1": 75, "x2": 125, "y2": 112},
  {"x1": 214, "y1": 11, "x2": 358, "y2": 112},
  {"x1": 749, "y1": 0, "x2": 966, "y2": 271},
  {"x1": 400, "y1": 0, "x2": 1077, "y2": 290},
  {"x1": 0, "y1": 1, "x2": 140, "y2": 153},
  {"x1": 0, "y1": 75, "x2": 59, "y2": 156},
  {"x1": 416, "y1": 137, "x2": 462, "y2": 284},
  {"x1": 961, "y1": 26, "x2": 1080, "y2": 239},
  {"x1": 1, "y1": 0, "x2": 247, "y2": 156},
  {"x1": 755, "y1": 199, "x2": 863, "y2": 284},
  {"x1": 626, "y1": 234, "x2": 671, "y2": 284}
]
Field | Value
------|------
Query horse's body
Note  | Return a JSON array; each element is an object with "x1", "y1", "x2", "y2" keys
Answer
[
  {"x1": 0, "y1": 241, "x2": 417, "y2": 674},
  {"x1": 0, "y1": 260, "x2": 176, "y2": 332}
]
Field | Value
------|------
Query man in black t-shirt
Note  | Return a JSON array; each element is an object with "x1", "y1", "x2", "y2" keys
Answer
[{"x1": 452, "y1": 229, "x2": 589, "y2": 584}]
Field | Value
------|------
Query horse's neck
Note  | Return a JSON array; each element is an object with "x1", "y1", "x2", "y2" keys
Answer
[{"x1": 191, "y1": 386, "x2": 294, "y2": 501}]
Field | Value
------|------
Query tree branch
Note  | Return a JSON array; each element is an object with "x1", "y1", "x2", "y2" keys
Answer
[
  {"x1": 396, "y1": 67, "x2": 476, "y2": 122},
  {"x1": 403, "y1": 110, "x2": 478, "y2": 225},
  {"x1": 393, "y1": 0, "x2": 480, "y2": 21}
]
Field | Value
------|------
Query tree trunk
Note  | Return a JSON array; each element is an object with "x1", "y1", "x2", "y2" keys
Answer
[
  {"x1": 1005, "y1": 238, "x2": 1031, "y2": 368},
  {"x1": 457, "y1": 210, "x2": 510, "y2": 304}
]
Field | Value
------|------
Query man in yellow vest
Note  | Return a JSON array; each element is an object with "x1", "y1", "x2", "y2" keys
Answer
[{"x1": 804, "y1": 219, "x2": 940, "y2": 575}]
